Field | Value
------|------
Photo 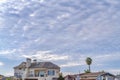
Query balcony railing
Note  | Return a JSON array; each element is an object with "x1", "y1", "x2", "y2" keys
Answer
[
  {"x1": 14, "y1": 73, "x2": 22, "y2": 78},
  {"x1": 28, "y1": 74, "x2": 45, "y2": 77},
  {"x1": 28, "y1": 74, "x2": 34, "y2": 77}
]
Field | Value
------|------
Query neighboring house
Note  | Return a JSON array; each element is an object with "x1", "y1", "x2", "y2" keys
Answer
[
  {"x1": 14, "y1": 58, "x2": 60, "y2": 80},
  {"x1": 0, "y1": 75, "x2": 4, "y2": 80},
  {"x1": 64, "y1": 72, "x2": 115, "y2": 80},
  {"x1": 64, "y1": 75, "x2": 75, "y2": 80},
  {"x1": 2, "y1": 76, "x2": 14, "y2": 80},
  {"x1": 80, "y1": 72, "x2": 115, "y2": 80}
]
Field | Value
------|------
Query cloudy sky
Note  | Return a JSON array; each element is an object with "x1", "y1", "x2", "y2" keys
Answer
[{"x1": 0, "y1": 0, "x2": 120, "y2": 76}]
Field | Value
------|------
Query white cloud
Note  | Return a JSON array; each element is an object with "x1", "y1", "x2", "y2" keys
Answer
[
  {"x1": 0, "y1": 62, "x2": 4, "y2": 66},
  {"x1": 60, "y1": 62, "x2": 85, "y2": 68},
  {"x1": 4, "y1": 71, "x2": 14, "y2": 76},
  {"x1": 62, "y1": 72, "x2": 75, "y2": 76},
  {"x1": 22, "y1": 51, "x2": 69, "y2": 61},
  {"x1": 57, "y1": 13, "x2": 70, "y2": 20},
  {"x1": 0, "y1": 0, "x2": 7, "y2": 3},
  {"x1": 94, "y1": 53, "x2": 120, "y2": 62},
  {"x1": 0, "y1": 49, "x2": 16, "y2": 55},
  {"x1": 39, "y1": 0, "x2": 45, "y2": 3},
  {"x1": 23, "y1": 25, "x2": 30, "y2": 31},
  {"x1": 106, "y1": 0, "x2": 119, "y2": 5},
  {"x1": 105, "y1": 69, "x2": 120, "y2": 75}
]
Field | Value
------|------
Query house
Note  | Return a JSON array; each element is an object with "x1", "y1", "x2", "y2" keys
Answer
[
  {"x1": 64, "y1": 72, "x2": 115, "y2": 80},
  {"x1": 14, "y1": 58, "x2": 60, "y2": 80},
  {"x1": 2, "y1": 76, "x2": 14, "y2": 80},
  {"x1": 0, "y1": 75, "x2": 4, "y2": 80},
  {"x1": 64, "y1": 75, "x2": 75, "y2": 80},
  {"x1": 80, "y1": 72, "x2": 115, "y2": 80}
]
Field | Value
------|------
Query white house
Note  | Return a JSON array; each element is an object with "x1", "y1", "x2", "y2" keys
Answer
[{"x1": 14, "y1": 58, "x2": 60, "y2": 80}]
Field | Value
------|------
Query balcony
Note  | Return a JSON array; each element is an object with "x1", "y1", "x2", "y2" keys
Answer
[
  {"x1": 27, "y1": 70, "x2": 56, "y2": 78},
  {"x1": 14, "y1": 73, "x2": 22, "y2": 78},
  {"x1": 27, "y1": 73, "x2": 46, "y2": 77},
  {"x1": 28, "y1": 74, "x2": 34, "y2": 77}
]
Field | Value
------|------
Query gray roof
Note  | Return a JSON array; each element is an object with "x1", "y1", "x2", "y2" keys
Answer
[
  {"x1": 14, "y1": 62, "x2": 26, "y2": 69},
  {"x1": 14, "y1": 62, "x2": 60, "y2": 69}
]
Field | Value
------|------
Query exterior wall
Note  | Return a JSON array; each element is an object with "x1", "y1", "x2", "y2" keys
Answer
[
  {"x1": 14, "y1": 68, "x2": 26, "y2": 79},
  {"x1": 22, "y1": 68, "x2": 60, "y2": 80},
  {"x1": 26, "y1": 58, "x2": 31, "y2": 68},
  {"x1": 97, "y1": 75, "x2": 115, "y2": 80}
]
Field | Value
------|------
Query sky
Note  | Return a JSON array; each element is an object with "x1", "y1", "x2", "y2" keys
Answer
[{"x1": 0, "y1": 0, "x2": 120, "y2": 76}]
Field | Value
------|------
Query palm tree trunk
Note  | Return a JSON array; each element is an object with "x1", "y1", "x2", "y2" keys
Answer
[{"x1": 89, "y1": 65, "x2": 91, "y2": 72}]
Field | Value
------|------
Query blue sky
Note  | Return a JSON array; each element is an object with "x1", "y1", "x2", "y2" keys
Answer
[{"x1": 0, "y1": 0, "x2": 120, "y2": 76}]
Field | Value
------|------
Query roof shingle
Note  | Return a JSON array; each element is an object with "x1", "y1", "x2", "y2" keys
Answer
[{"x1": 14, "y1": 62, "x2": 60, "y2": 69}]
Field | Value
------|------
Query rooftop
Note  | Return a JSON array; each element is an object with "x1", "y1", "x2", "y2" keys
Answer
[{"x1": 14, "y1": 60, "x2": 60, "y2": 69}]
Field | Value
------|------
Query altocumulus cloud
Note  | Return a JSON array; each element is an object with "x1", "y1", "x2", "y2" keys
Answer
[
  {"x1": 22, "y1": 51, "x2": 69, "y2": 61},
  {"x1": 0, "y1": 0, "x2": 120, "y2": 75}
]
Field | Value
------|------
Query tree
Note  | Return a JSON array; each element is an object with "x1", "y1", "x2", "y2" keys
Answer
[
  {"x1": 86, "y1": 57, "x2": 92, "y2": 72},
  {"x1": 84, "y1": 69, "x2": 90, "y2": 73},
  {"x1": 6, "y1": 78, "x2": 11, "y2": 80},
  {"x1": 57, "y1": 73, "x2": 64, "y2": 80}
]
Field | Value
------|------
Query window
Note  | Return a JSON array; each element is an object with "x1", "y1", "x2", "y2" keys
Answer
[
  {"x1": 30, "y1": 71, "x2": 34, "y2": 77},
  {"x1": 35, "y1": 71, "x2": 39, "y2": 77},
  {"x1": 48, "y1": 70, "x2": 55, "y2": 76},
  {"x1": 39, "y1": 71, "x2": 45, "y2": 77}
]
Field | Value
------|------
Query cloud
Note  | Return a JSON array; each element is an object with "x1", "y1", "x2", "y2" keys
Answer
[
  {"x1": 108, "y1": 69, "x2": 120, "y2": 74},
  {"x1": 0, "y1": 0, "x2": 120, "y2": 75},
  {"x1": 0, "y1": 61, "x2": 4, "y2": 66},
  {"x1": 60, "y1": 62, "x2": 85, "y2": 68},
  {"x1": 59, "y1": 52, "x2": 120, "y2": 68},
  {"x1": 22, "y1": 51, "x2": 69, "y2": 61},
  {"x1": 62, "y1": 72, "x2": 76, "y2": 76},
  {"x1": 94, "y1": 53, "x2": 120, "y2": 62},
  {"x1": 57, "y1": 13, "x2": 70, "y2": 20},
  {"x1": 0, "y1": 49, "x2": 16, "y2": 55},
  {"x1": 4, "y1": 71, "x2": 14, "y2": 76},
  {"x1": 0, "y1": 49, "x2": 26, "y2": 60},
  {"x1": 0, "y1": 0, "x2": 7, "y2": 3}
]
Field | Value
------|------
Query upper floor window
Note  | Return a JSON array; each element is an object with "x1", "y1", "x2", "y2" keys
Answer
[
  {"x1": 39, "y1": 71, "x2": 45, "y2": 77},
  {"x1": 48, "y1": 70, "x2": 55, "y2": 76}
]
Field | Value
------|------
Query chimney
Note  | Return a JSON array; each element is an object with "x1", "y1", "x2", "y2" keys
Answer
[
  {"x1": 33, "y1": 59, "x2": 37, "y2": 63},
  {"x1": 26, "y1": 58, "x2": 31, "y2": 67}
]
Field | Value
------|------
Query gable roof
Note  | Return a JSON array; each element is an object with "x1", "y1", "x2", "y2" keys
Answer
[
  {"x1": 65, "y1": 72, "x2": 115, "y2": 80},
  {"x1": 64, "y1": 75, "x2": 76, "y2": 80},
  {"x1": 79, "y1": 72, "x2": 105, "y2": 77},
  {"x1": 79, "y1": 72, "x2": 115, "y2": 77},
  {"x1": 14, "y1": 62, "x2": 26, "y2": 69},
  {"x1": 30, "y1": 62, "x2": 60, "y2": 69},
  {"x1": 14, "y1": 62, "x2": 60, "y2": 69},
  {"x1": 79, "y1": 72, "x2": 115, "y2": 80}
]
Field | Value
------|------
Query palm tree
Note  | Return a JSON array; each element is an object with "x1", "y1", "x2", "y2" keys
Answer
[{"x1": 86, "y1": 57, "x2": 92, "y2": 72}]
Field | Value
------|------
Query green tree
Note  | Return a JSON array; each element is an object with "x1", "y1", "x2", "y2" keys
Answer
[
  {"x1": 57, "y1": 73, "x2": 64, "y2": 80},
  {"x1": 86, "y1": 57, "x2": 92, "y2": 72},
  {"x1": 84, "y1": 69, "x2": 90, "y2": 73},
  {"x1": 6, "y1": 78, "x2": 11, "y2": 80}
]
